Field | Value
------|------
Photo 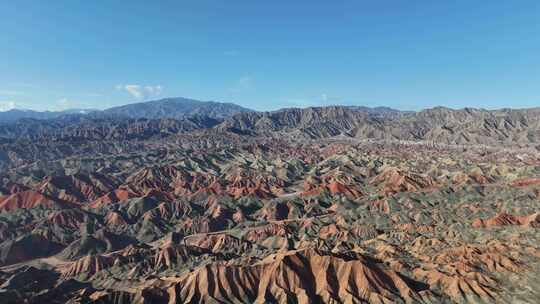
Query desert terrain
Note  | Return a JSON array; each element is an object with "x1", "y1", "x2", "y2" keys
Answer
[{"x1": 0, "y1": 101, "x2": 539, "y2": 303}]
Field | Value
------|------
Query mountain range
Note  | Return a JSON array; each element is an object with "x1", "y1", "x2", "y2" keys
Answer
[
  {"x1": 1, "y1": 96, "x2": 540, "y2": 303},
  {"x1": 100, "y1": 97, "x2": 252, "y2": 119},
  {"x1": 1, "y1": 97, "x2": 539, "y2": 147},
  {"x1": 221, "y1": 106, "x2": 540, "y2": 144},
  {"x1": 0, "y1": 97, "x2": 411, "y2": 123},
  {"x1": 0, "y1": 97, "x2": 252, "y2": 123},
  {"x1": 0, "y1": 108, "x2": 99, "y2": 123}
]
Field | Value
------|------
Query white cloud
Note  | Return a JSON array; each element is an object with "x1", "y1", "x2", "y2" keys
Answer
[
  {"x1": 56, "y1": 98, "x2": 72, "y2": 110},
  {"x1": 125, "y1": 85, "x2": 144, "y2": 99},
  {"x1": 116, "y1": 84, "x2": 163, "y2": 99},
  {"x1": 143, "y1": 85, "x2": 163, "y2": 96},
  {"x1": 0, "y1": 100, "x2": 16, "y2": 112}
]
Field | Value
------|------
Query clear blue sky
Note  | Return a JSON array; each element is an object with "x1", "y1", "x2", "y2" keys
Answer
[{"x1": 1, "y1": 1, "x2": 539, "y2": 111}]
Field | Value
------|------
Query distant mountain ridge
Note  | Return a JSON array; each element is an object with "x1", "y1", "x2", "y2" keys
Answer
[
  {"x1": 218, "y1": 105, "x2": 540, "y2": 144},
  {"x1": 0, "y1": 108, "x2": 99, "y2": 123},
  {"x1": 0, "y1": 97, "x2": 413, "y2": 124},
  {"x1": 101, "y1": 97, "x2": 252, "y2": 119},
  {"x1": 0, "y1": 97, "x2": 253, "y2": 123},
  {"x1": 3, "y1": 97, "x2": 540, "y2": 146}
]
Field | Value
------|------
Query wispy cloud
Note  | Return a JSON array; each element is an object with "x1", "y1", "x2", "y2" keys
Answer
[
  {"x1": 0, "y1": 100, "x2": 16, "y2": 112},
  {"x1": 56, "y1": 98, "x2": 73, "y2": 110},
  {"x1": 115, "y1": 84, "x2": 163, "y2": 99},
  {"x1": 321, "y1": 93, "x2": 328, "y2": 102},
  {"x1": 229, "y1": 76, "x2": 253, "y2": 94},
  {"x1": 320, "y1": 93, "x2": 340, "y2": 104}
]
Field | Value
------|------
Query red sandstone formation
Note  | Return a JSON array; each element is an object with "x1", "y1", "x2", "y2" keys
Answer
[
  {"x1": 62, "y1": 255, "x2": 114, "y2": 277},
  {"x1": 511, "y1": 178, "x2": 540, "y2": 187},
  {"x1": 371, "y1": 166, "x2": 436, "y2": 195},
  {"x1": 166, "y1": 249, "x2": 431, "y2": 303},
  {"x1": 88, "y1": 189, "x2": 137, "y2": 208},
  {"x1": 0, "y1": 190, "x2": 61, "y2": 211},
  {"x1": 472, "y1": 212, "x2": 540, "y2": 228}
]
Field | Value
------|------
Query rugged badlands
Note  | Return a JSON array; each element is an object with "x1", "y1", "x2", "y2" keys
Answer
[{"x1": 1, "y1": 104, "x2": 540, "y2": 303}]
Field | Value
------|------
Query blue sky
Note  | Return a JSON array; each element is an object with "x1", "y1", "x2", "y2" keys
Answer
[{"x1": 1, "y1": 1, "x2": 539, "y2": 111}]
